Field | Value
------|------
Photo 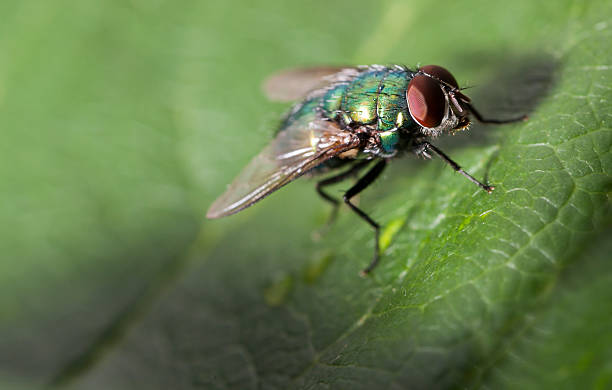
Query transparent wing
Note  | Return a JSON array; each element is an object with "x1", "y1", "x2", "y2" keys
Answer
[
  {"x1": 206, "y1": 118, "x2": 360, "y2": 219},
  {"x1": 263, "y1": 66, "x2": 358, "y2": 101}
]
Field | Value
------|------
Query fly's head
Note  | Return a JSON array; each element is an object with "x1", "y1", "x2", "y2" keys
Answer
[{"x1": 406, "y1": 65, "x2": 472, "y2": 137}]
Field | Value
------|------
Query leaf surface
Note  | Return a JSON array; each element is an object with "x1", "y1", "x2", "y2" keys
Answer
[{"x1": 0, "y1": 1, "x2": 610, "y2": 389}]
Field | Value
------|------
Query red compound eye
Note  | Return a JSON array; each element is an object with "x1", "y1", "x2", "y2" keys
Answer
[
  {"x1": 406, "y1": 74, "x2": 446, "y2": 128},
  {"x1": 419, "y1": 64, "x2": 459, "y2": 88}
]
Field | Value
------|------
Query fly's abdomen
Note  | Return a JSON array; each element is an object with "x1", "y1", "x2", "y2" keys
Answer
[
  {"x1": 320, "y1": 82, "x2": 349, "y2": 122},
  {"x1": 279, "y1": 95, "x2": 320, "y2": 132}
]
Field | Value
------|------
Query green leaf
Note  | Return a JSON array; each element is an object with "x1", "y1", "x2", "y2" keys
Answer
[{"x1": 1, "y1": 0, "x2": 610, "y2": 389}]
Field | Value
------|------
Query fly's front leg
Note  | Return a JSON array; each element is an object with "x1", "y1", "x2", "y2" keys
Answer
[
  {"x1": 467, "y1": 103, "x2": 528, "y2": 124},
  {"x1": 342, "y1": 159, "x2": 387, "y2": 275},
  {"x1": 420, "y1": 141, "x2": 494, "y2": 193}
]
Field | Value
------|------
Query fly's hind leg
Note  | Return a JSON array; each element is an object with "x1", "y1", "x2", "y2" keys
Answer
[
  {"x1": 342, "y1": 159, "x2": 387, "y2": 275},
  {"x1": 315, "y1": 159, "x2": 372, "y2": 231}
]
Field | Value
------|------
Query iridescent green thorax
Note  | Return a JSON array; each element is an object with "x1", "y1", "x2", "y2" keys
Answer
[
  {"x1": 379, "y1": 130, "x2": 400, "y2": 154},
  {"x1": 376, "y1": 69, "x2": 410, "y2": 131},
  {"x1": 341, "y1": 69, "x2": 388, "y2": 125},
  {"x1": 280, "y1": 66, "x2": 420, "y2": 155}
]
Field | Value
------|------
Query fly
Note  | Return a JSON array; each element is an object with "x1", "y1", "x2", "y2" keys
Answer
[{"x1": 207, "y1": 64, "x2": 527, "y2": 275}]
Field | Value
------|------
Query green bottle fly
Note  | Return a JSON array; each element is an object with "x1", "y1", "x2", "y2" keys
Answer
[{"x1": 207, "y1": 64, "x2": 527, "y2": 274}]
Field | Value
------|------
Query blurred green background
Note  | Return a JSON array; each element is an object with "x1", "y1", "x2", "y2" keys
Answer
[{"x1": 1, "y1": 0, "x2": 610, "y2": 389}]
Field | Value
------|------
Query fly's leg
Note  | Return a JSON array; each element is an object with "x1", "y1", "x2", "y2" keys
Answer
[
  {"x1": 342, "y1": 159, "x2": 387, "y2": 276},
  {"x1": 421, "y1": 141, "x2": 494, "y2": 193},
  {"x1": 467, "y1": 103, "x2": 528, "y2": 124},
  {"x1": 315, "y1": 159, "x2": 372, "y2": 228}
]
